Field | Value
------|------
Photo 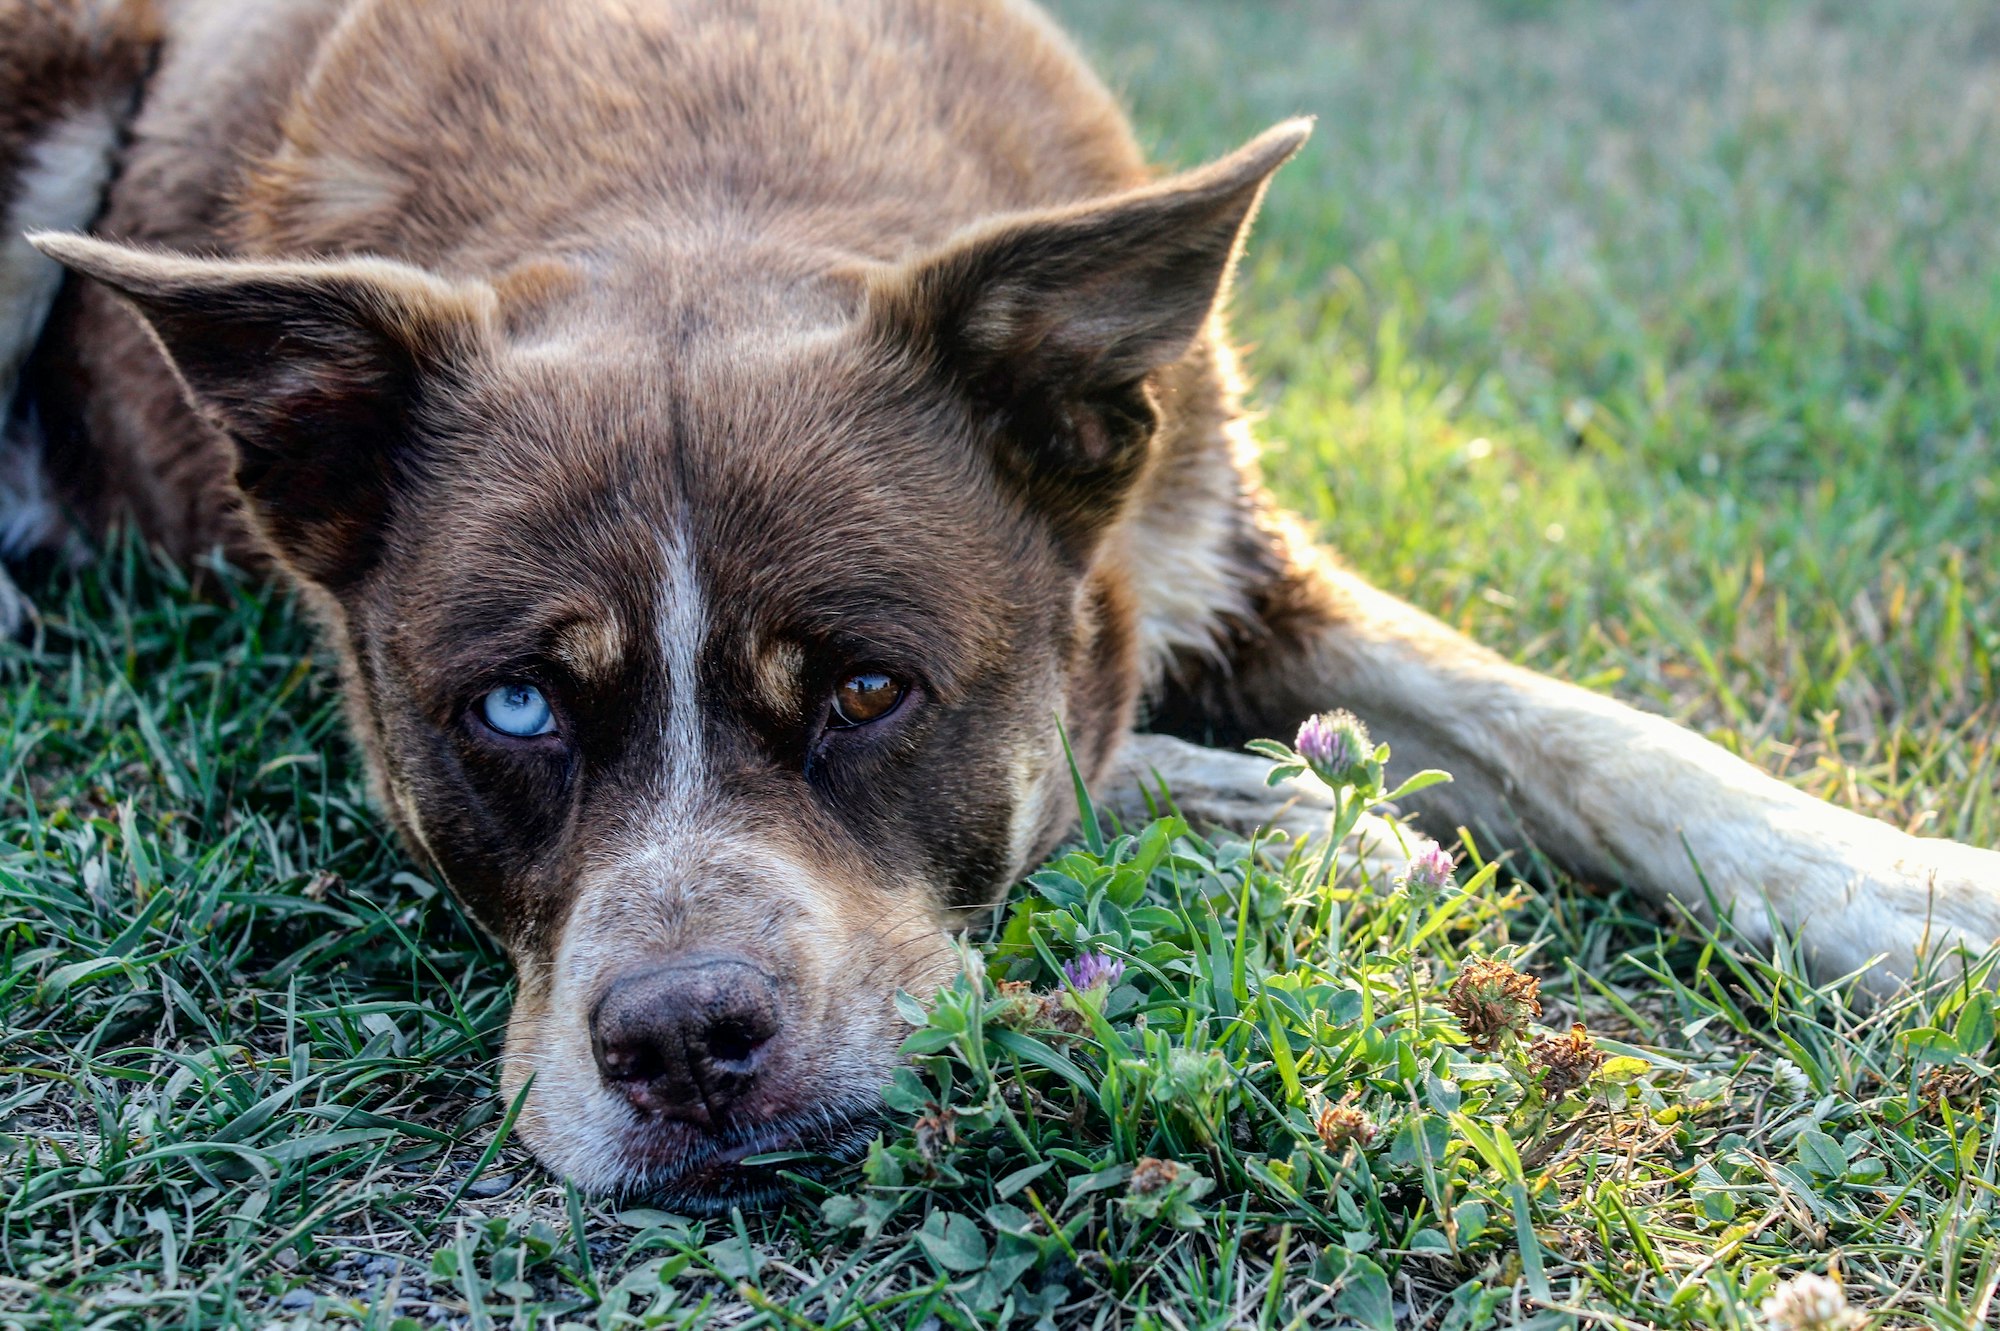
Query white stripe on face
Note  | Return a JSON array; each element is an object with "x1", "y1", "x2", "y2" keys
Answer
[{"x1": 657, "y1": 523, "x2": 709, "y2": 814}]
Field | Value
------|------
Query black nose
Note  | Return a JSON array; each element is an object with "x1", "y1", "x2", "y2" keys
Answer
[{"x1": 589, "y1": 957, "x2": 782, "y2": 1121}]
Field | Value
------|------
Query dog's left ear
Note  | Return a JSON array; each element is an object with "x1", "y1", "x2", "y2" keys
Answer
[
  {"x1": 27, "y1": 233, "x2": 494, "y2": 590},
  {"x1": 870, "y1": 118, "x2": 1310, "y2": 538}
]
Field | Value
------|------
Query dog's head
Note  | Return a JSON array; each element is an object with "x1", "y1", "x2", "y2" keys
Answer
[{"x1": 33, "y1": 121, "x2": 1303, "y2": 1207}]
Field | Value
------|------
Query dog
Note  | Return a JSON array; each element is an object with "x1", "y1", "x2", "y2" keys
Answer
[{"x1": 4, "y1": 0, "x2": 1997, "y2": 1210}]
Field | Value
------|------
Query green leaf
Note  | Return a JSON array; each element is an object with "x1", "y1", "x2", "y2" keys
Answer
[
  {"x1": 612, "y1": 1208, "x2": 685, "y2": 1232},
  {"x1": 42, "y1": 955, "x2": 134, "y2": 996},
  {"x1": 1317, "y1": 1250, "x2": 1394, "y2": 1331},
  {"x1": 1066, "y1": 1162, "x2": 1133, "y2": 1206},
  {"x1": 899, "y1": 1026, "x2": 958, "y2": 1056},
  {"x1": 1506, "y1": 1182, "x2": 1549, "y2": 1304},
  {"x1": 1795, "y1": 1128, "x2": 1849, "y2": 1180},
  {"x1": 994, "y1": 1160, "x2": 1055, "y2": 1200},
  {"x1": 1407, "y1": 1227, "x2": 1452, "y2": 1254},
  {"x1": 917, "y1": 1211, "x2": 989, "y2": 1273},
  {"x1": 820, "y1": 1195, "x2": 864, "y2": 1230},
  {"x1": 1390, "y1": 1114, "x2": 1449, "y2": 1169},
  {"x1": 863, "y1": 1137, "x2": 904, "y2": 1188},
  {"x1": 1952, "y1": 993, "x2": 1995, "y2": 1054},
  {"x1": 1898, "y1": 1026, "x2": 1961, "y2": 1064},
  {"x1": 1452, "y1": 1199, "x2": 1488, "y2": 1244},
  {"x1": 702, "y1": 1235, "x2": 761, "y2": 1281},
  {"x1": 103, "y1": 889, "x2": 174, "y2": 958},
  {"x1": 894, "y1": 989, "x2": 930, "y2": 1025},
  {"x1": 988, "y1": 1028, "x2": 1098, "y2": 1097},
  {"x1": 1382, "y1": 769, "x2": 1454, "y2": 803},
  {"x1": 1057, "y1": 718, "x2": 1103, "y2": 854},
  {"x1": 1263, "y1": 998, "x2": 1303, "y2": 1105},
  {"x1": 971, "y1": 1235, "x2": 1041, "y2": 1307}
]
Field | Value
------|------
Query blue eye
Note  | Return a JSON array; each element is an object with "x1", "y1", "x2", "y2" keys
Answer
[{"x1": 480, "y1": 682, "x2": 555, "y2": 738}]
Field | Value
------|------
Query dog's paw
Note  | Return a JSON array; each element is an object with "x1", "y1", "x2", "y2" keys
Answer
[
  {"x1": 1767, "y1": 831, "x2": 2000, "y2": 995},
  {"x1": 1244, "y1": 788, "x2": 1416, "y2": 884},
  {"x1": 1099, "y1": 732, "x2": 1426, "y2": 886}
]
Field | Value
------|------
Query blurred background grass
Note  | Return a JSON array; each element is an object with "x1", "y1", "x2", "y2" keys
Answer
[{"x1": 1052, "y1": 0, "x2": 2000, "y2": 846}]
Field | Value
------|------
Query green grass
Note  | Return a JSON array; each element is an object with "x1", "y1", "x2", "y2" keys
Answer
[{"x1": 6, "y1": 0, "x2": 2000, "y2": 1325}]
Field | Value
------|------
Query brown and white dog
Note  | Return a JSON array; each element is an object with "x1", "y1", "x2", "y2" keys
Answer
[{"x1": 5, "y1": 0, "x2": 1998, "y2": 1209}]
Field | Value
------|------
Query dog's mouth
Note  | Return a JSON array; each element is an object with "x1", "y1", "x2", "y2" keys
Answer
[{"x1": 614, "y1": 1099, "x2": 884, "y2": 1212}]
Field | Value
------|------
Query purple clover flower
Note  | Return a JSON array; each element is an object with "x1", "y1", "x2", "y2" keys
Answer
[
  {"x1": 1397, "y1": 838, "x2": 1456, "y2": 893},
  {"x1": 1295, "y1": 710, "x2": 1372, "y2": 786},
  {"x1": 1062, "y1": 952, "x2": 1125, "y2": 992},
  {"x1": 1294, "y1": 712, "x2": 1347, "y2": 769}
]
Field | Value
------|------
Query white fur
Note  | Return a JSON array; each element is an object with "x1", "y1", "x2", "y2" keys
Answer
[
  {"x1": 656, "y1": 523, "x2": 709, "y2": 816},
  {"x1": 0, "y1": 107, "x2": 124, "y2": 635},
  {"x1": 2, "y1": 107, "x2": 120, "y2": 420}
]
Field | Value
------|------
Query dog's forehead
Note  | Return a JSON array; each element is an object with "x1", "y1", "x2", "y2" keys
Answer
[
  {"x1": 484, "y1": 326, "x2": 985, "y2": 515},
  {"x1": 402, "y1": 334, "x2": 1038, "y2": 678}
]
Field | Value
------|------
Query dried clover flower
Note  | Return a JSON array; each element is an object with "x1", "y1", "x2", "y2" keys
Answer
[
  {"x1": 1918, "y1": 1066, "x2": 1978, "y2": 1118},
  {"x1": 912, "y1": 1105, "x2": 957, "y2": 1162},
  {"x1": 990, "y1": 979, "x2": 1039, "y2": 1030},
  {"x1": 1529, "y1": 1022, "x2": 1606, "y2": 1098},
  {"x1": 992, "y1": 956, "x2": 1124, "y2": 1039},
  {"x1": 1313, "y1": 1090, "x2": 1377, "y2": 1152},
  {"x1": 1128, "y1": 1156, "x2": 1182, "y2": 1195},
  {"x1": 1295, "y1": 710, "x2": 1374, "y2": 787},
  {"x1": 1760, "y1": 1271, "x2": 1862, "y2": 1331},
  {"x1": 1039, "y1": 993, "x2": 1089, "y2": 1035},
  {"x1": 1446, "y1": 958, "x2": 1542, "y2": 1051}
]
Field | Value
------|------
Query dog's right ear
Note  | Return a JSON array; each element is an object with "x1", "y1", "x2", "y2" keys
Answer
[
  {"x1": 27, "y1": 233, "x2": 495, "y2": 590},
  {"x1": 869, "y1": 119, "x2": 1309, "y2": 543}
]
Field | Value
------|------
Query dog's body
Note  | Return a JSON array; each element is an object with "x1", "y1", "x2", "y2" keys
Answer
[{"x1": 5, "y1": 0, "x2": 1998, "y2": 1207}]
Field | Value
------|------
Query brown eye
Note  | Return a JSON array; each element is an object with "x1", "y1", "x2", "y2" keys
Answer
[{"x1": 830, "y1": 671, "x2": 905, "y2": 727}]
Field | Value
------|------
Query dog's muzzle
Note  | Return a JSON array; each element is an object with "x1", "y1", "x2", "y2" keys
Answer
[{"x1": 589, "y1": 954, "x2": 782, "y2": 1124}]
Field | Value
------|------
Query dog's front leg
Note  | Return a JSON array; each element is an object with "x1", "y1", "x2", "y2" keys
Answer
[
  {"x1": 1096, "y1": 731, "x2": 1416, "y2": 887},
  {"x1": 1152, "y1": 538, "x2": 2000, "y2": 992}
]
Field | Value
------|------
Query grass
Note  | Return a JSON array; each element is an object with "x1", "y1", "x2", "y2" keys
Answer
[{"x1": 5, "y1": 0, "x2": 2000, "y2": 1325}]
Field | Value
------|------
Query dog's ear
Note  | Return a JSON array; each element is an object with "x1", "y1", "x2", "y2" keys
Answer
[
  {"x1": 28, "y1": 233, "x2": 495, "y2": 590},
  {"x1": 870, "y1": 119, "x2": 1309, "y2": 538}
]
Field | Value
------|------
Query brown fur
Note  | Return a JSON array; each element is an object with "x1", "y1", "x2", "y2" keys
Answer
[
  {"x1": 0, "y1": 1, "x2": 154, "y2": 199},
  {"x1": 0, "y1": 1, "x2": 153, "y2": 632},
  {"x1": 10, "y1": 0, "x2": 2000, "y2": 1207}
]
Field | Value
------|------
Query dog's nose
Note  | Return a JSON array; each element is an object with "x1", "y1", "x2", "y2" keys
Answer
[{"x1": 589, "y1": 957, "x2": 781, "y2": 1121}]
